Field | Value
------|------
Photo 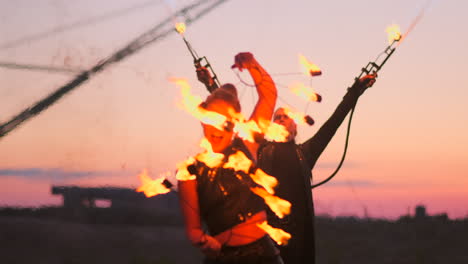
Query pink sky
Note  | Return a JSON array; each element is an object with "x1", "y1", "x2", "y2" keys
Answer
[{"x1": 1, "y1": 0, "x2": 467, "y2": 219}]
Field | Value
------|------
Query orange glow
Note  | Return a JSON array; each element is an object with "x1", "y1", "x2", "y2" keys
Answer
[
  {"x1": 224, "y1": 151, "x2": 252, "y2": 173},
  {"x1": 264, "y1": 122, "x2": 289, "y2": 142},
  {"x1": 175, "y1": 22, "x2": 186, "y2": 34},
  {"x1": 289, "y1": 82, "x2": 321, "y2": 102},
  {"x1": 195, "y1": 138, "x2": 224, "y2": 168},
  {"x1": 283, "y1": 107, "x2": 309, "y2": 126},
  {"x1": 136, "y1": 169, "x2": 171, "y2": 197},
  {"x1": 257, "y1": 221, "x2": 291, "y2": 245},
  {"x1": 298, "y1": 54, "x2": 322, "y2": 76},
  {"x1": 250, "y1": 169, "x2": 278, "y2": 194},
  {"x1": 234, "y1": 119, "x2": 262, "y2": 143},
  {"x1": 251, "y1": 187, "x2": 291, "y2": 219},
  {"x1": 176, "y1": 157, "x2": 197, "y2": 181},
  {"x1": 172, "y1": 78, "x2": 227, "y2": 131},
  {"x1": 386, "y1": 24, "x2": 402, "y2": 44}
]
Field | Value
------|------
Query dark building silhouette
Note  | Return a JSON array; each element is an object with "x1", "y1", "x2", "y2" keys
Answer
[{"x1": 51, "y1": 185, "x2": 179, "y2": 215}]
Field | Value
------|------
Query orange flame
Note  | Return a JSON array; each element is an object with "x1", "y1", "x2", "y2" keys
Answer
[
  {"x1": 283, "y1": 106, "x2": 310, "y2": 126},
  {"x1": 386, "y1": 24, "x2": 402, "y2": 44},
  {"x1": 257, "y1": 221, "x2": 291, "y2": 245},
  {"x1": 136, "y1": 169, "x2": 171, "y2": 197},
  {"x1": 175, "y1": 22, "x2": 186, "y2": 34},
  {"x1": 172, "y1": 78, "x2": 227, "y2": 131},
  {"x1": 195, "y1": 138, "x2": 224, "y2": 168},
  {"x1": 176, "y1": 157, "x2": 197, "y2": 181},
  {"x1": 251, "y1": 187, "x2": 291, "y2": 219},
  {"x1": 264, "y1": 122, "x2": 289, "y2": 142},
  {"x1": 250, "y1": 168, "x2": 278, "y2": 194},
  {"x1": 289, "y1": 82, "x2": 322, "y2": 102},
  {"x1": 223, "y1": 151, "x2": 252, "y2": 173},
  {"x1": 299, "y1": 54, "x2": 322, "y2": 76},
  {"x1": 234, "y1": 119, "x2": 262, "y2": 143}
]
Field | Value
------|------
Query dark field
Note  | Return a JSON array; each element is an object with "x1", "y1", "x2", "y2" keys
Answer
[{"x1": 0, "y1": 208, "x2": 467, "y2": 264}]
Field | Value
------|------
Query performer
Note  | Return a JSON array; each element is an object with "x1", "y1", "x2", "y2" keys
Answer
[
  {"x1": 257, "y1": 74, "x2": 376, "y2": 264},
  {"x1": 178, "y1": 52, "x2": 283, "y2": 264}
]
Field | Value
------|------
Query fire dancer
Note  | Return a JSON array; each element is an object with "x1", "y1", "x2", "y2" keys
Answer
[
  {"x1": 177, "y1": 52, "x2": 284, "y2": 264},
  {"x1": 257, "y1": 73, "x2": 377, "y2": 264}
]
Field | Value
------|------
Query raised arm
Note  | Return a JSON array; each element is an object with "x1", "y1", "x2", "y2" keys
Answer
[
  {"x1": 301, "y1": 74, "x2": 376, "y2": 168},
  {"x1": 232, "y1": 52, "x2": 278, "y2": 160}
]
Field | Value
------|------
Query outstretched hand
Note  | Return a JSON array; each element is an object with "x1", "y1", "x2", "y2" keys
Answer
[{"x1": 231, "y1": 52, "x2": 258, "y2": 72}]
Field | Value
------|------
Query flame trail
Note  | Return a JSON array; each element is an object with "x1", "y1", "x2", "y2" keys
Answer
[{"x1": 257, "y1": 221, "x2": 291, "y2": 245}]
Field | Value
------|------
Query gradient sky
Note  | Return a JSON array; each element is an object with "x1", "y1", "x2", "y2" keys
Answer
[{"x1": 1, "y1": 0, "x2": 467, "y2": 220}]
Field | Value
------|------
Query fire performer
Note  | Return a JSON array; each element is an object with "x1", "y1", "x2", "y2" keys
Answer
[
  {"x1": 177, "y1": 52, "x2": 284, "y2": 264},
  {"x1": 257, "y1": 73, "x2": 377, "y2": 264}
]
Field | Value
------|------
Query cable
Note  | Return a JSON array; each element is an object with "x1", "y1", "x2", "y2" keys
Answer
[
  {"x1": 0, "y1": 0, "x2": 163, "y2": 50},
  {"x1": 311, "y1": 99, "x2": 358, "y2": 189}
]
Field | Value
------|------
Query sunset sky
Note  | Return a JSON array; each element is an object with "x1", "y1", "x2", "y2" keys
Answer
[{"x1": 1, "y1": 0, "x2": 467, "y2": 220}]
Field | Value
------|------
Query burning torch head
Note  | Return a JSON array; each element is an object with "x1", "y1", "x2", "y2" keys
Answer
[
  {"x1": 273, "y1": 108, "x2": 297, "y2": 142},
  {"x1": 199, "y1": 84, "x2": 241, "y2": 152}
]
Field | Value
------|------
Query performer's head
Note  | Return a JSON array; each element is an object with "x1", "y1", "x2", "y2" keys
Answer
[
  {"x1": 273, "y1": 107, "x2": 297, "y2": 142},
  {"x1": 199, "y1": 84, "x2": 241, "y2": 153}
]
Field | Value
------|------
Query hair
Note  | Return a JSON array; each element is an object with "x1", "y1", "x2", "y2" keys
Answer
[{"x1": 200, "y1": 83, "x2": 241, "y2": 113}]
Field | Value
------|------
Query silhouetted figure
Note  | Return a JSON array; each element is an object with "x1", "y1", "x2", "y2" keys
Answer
[{"x1": 257, "y1": 74, "x2": 376, "y2": 264}]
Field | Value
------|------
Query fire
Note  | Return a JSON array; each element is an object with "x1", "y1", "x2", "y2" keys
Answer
[
  {"x1": 250, "y1": 168, "x2": 278, "y2": 194},
  {"x1": 257, "y1": 221, "x2": 291, "y2": 245},
  {"x1": 298, "y1": 54, "x2": 322, "y2": 76},
  {"x1": 264, "y1": 122, "x2": 289, "y2": 142},
  {"x1": 289, "y1": 82, "x2": 322, "y2": 102},
  {"x1": 234, "y1": 119, "x2": 262, "y2": 143},
  {"x1": 172, "y1": 77, "x2": 227, "y2": 131},
  {"x1": 176, "y1": 157, "x2": 197, "y2": 181},
  {"x1": 175, "y1": 22, "x2": 186, "y2": 34},
  {"x1": 195, "y1": 138, "x2": 224, "y2": 168},
  {"x1": 224, "y1": 151, "x2": 252, "y2": 173},
  {"x1": 251, "y1": 187, "x2": 291, "y2": 219},
  {"x1": 282, "y1": 107, "x2": 310, "y2": 126},
  {"x1": 136, "y1": 169, "x2": 171, "y2": 197},
  {"x1": 386, "y1": 24, "x2": 402, "y2": 44}
]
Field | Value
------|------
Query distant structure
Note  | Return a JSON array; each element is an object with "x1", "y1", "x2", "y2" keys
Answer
[
  {"x1": 399, "y1": 204, "x2": 448, "y2": 222},
  {"x1": 51, "y1": 185, "x2": 178, "y2": 215}
]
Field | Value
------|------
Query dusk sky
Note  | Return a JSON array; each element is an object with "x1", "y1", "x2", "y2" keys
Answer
[{"x1": 1, "y1": 0, "x2": 467, "y2": 219}]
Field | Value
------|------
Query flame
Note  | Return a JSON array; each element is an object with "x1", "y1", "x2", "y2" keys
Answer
[
  {"x1": 136, "y1": 169, "x2": 171, "y2": 197},
  {"x1": 299, "y1": 54, "x2": 322, "y2": 76},
  {"x1": 223, "y1": 151, "x2": 252, "y2": 173},
  {"x1": 195, "y1": 138, "x2": 224, "y2": 168},
  {"x1": 234, "y1": 119, "x2": 262, "y2": 143},
  {"x1": 264, "y1": 122, "x2": 289, "y2": 142},
  {"x1": 289, "y1": 82, "x2": 322, "y2": 102},
  {"x1": 176, "y1": 157, "x2": 197, "y2": 181},
  {"x1": 257, "y1": 221, "x2": 291, "y2": 245},
  {"x1": 172, "y1": 78, "x2": 227, "y2": 131},
  {"x1": 175, "y1": 22, "x2": 186, "y2": 34},
  {"x1": 251, "y1": 187, "x2": 291, "y2": 219},
  {"x1": 386, "y1": 24, "x2": 402, "y2": 44},
  {"x1": 250, "y1": 169, "x2": 278, "y2": 194},
  {"x1": 283, "y1": 106, "x2": 310, "y2": 126}
]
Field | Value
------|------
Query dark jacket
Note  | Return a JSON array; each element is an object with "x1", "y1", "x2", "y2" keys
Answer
[{"x1": 257, "y1": 85, "x2": 363, "y2": 264}]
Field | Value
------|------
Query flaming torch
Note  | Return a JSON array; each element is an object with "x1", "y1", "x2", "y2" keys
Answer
[
  {"x1": 175, "y1": 21, "x2": 220, "y2": 93},
  {"x1": 354, "y1": 24, "x2": 402, "y2": 81}
]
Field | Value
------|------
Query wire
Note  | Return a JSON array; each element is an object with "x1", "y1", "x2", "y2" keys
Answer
[
  {"x1": 311, "y1": 95, "x2": 358, "y2": 189},
  {"x1": 0, "y1": 0, "x2": 163, "y2": 50}
]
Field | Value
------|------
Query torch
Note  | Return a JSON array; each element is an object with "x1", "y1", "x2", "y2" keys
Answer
[
  {"x1": 175, "y1": 22, "x2": 220, "y2": 93},
  {"x1": 353, "y1": 25, "x2": 402, "y2": 86}
]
